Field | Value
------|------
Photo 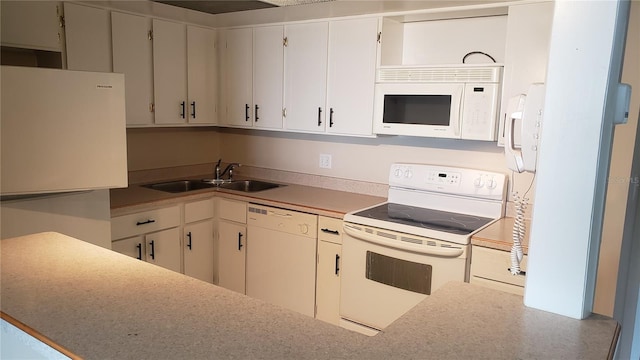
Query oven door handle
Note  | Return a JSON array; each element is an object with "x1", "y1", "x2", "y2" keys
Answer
[{"x1": 343, "y1": 224, "x2": 464, "y2": 258}]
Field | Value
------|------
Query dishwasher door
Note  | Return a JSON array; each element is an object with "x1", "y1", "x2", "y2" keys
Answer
[{"x1": 246, "y1": 204, "x2": 318, "y2": 317}]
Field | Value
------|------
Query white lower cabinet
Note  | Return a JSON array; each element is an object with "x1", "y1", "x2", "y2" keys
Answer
[
  {"x1": 112, "y1": 227, "x2": 181, "y2": 273},
  {"x1": 470, "y1": 245, "x2": 528, "y2": 296},
  {"x1": 315, "y1": 216, "x2": 343, "y2": 324},
  {"x1": 217, "y1": 198, "x2": 247, "y2": 293},
  {"x1": 184, "y1": 198, "x2": 215, "y2": 283}
]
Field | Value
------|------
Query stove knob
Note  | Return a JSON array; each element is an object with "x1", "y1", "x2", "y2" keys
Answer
[
  {"x1": 473, "y1": 177, "x2": 485, "y2": 188},
  {"x1": 394, "y1": 168, "x2": 403, "y2": 178},
  {"x1": 404, "y1": 169, "x2": 413, "y2": 179},
  {"x1": 486, "y1": 178, "x2": 497, "y2": 189}
]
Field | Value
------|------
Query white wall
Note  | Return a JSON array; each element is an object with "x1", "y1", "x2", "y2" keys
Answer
[
  {"x1": 219, "y1": 129, "x2": 535, "y2": 200},
  {"x1": 524, "y1": 0, "x2": 629, "y2": 319},
  {"x1": 1, "y1": 190, "x2": 113, "y2": 248}
]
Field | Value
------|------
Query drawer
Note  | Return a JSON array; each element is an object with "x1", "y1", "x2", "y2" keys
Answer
[
  {"x1": 470, "y1": 246, "x2": 528, "y2": 288},
  {"x1": 318, "y1": 216, "x2": 343, "y2": 244},
  {"x1": 185, "y1": 198, "x2": 214, "y2": 223},
  {"x1": 218, "y1": 198, "x2": 247, "y2": 224},
  {"x1": 111, "y1": 205, "x2": 181, "y2": 240}
]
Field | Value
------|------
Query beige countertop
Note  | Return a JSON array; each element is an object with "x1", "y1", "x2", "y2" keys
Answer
[
  {"x1": 1, "y1": 232, "x2": 619, "y2": 360},
  {"x1": 472, "y1": 217, "x2": 531, "y2": 254},
  {"x1": 110, "y1": 176, "x2": 386, "y2": 218}
]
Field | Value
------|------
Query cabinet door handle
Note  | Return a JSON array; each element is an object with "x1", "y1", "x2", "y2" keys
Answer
[
  {"x1": 136, "y1": 219, "x2": 155, "y2": 226},
  {"x1": 321, "y1": 228, "x2": 339, "y2": 235},
  {"x1": 238, "y1": 232, "x2": 244, "y2": 251},
  {"x1": 329, "y1": 108, "x2": 334, "y2": 127},
  {"x1": 245, "y1": 104, "x2": 250, "y2": 122},
  {"x1": 187, "y1": 231, "x2": 192, "y2": 250},
  {"x1": 255, "y1": 104, "x2": 260, "y2": 122},
  {"x1": 191, "y1": 101, "x2": 196, "y2": 119},
  {"x1": 317, "y1": 107, "x2": 322, "y2": 126},
  {"x1": 136, "y1": 243, "x2": 142, "y2": 260},
  {"x1": 180, "y1": 101, "x2": 186, "y2": 119},
  {"x1": 149, "y1": 240, "x2": 155, "y2": 260},
  {"x1": 335, "y1": 254, "x2": 340, "y2": 275}
]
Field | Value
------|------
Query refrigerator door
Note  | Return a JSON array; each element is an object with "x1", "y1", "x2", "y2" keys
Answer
[{"x1": 1, "y1": 66, "x2": 127, "y2": 195}]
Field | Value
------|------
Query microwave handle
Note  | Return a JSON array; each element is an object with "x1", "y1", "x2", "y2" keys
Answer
[{"x1": 453, "y1": 91, "x2": 463, "y2": 137}]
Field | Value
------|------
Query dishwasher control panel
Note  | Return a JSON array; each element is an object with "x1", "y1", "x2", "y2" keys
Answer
[{"x1": 247, "y1": 204, "x2": 318, "y2": 238}]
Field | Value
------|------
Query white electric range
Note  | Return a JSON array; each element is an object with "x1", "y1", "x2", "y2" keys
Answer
[{"x1": 340, "y1": 163, "x2": 507, "y2": 335}]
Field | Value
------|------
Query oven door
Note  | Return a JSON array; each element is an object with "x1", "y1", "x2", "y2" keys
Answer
[{"x1": 339, "y1": 222, "x2": 469, "y2": 333}]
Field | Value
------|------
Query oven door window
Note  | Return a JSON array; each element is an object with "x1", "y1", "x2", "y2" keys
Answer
[
  {"x1": 366, "y1": 251, "x2": 432, "y2": 295},
  {"x1": 382, "y1": 95, "x2": 451, "y2": 126}
]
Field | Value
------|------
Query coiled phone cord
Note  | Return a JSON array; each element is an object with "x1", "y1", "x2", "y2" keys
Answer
[
  {"x1": 510, "y1": 172, "x2": 535, "y2": 275},
  {"x1": 510, "y1": 192, "x2": 526, "y2": 275}
]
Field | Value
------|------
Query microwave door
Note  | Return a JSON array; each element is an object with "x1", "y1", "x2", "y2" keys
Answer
[{"x1": 373, "y1": 83, "x2": 463, "y2": 138}]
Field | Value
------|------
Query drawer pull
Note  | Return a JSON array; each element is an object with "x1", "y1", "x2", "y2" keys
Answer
[
  {"x1": 321, "y1": 228, "x2": 339, "y2": 235},
  {"x1": 187, "y1": 232, "x2": 192, "y2": 250},
  {"x1": 507, "y1": 268, "x2": 526, "y2": 276},
  {"x1": 136, "y1": 219, "x2": 156, "y2": 226}
]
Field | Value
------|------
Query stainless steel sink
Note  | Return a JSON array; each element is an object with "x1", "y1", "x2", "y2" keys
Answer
[
  {"x1": 143, "y1": 180, "x2": 217, "y2": 193},
  {"x1": 218, "y1": 180, "x2": 282, "y2": 192}
]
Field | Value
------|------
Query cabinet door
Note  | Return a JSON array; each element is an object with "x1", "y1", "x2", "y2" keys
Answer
[
  {"x1": 153, "y1": 19, "x2": 188, "y2": 125},
  {"x1": 315, "y1": 240, "x2": 342, "y2": 324},
  {"x1": 112, "y1": 236, "x2": 145, "y2": 261},
  {"x1": 326, "y1": 18, "x2": 378, "y2": 136},
  {"x1": 218, "y1": 220, "x2": 247, "y2": 294},
  {"x1": 64, "y1": 3, "x2": 112, "y2": 72},
  {"x1": 224, "y1": 28, "x2": 253, "y2": 127},
  {"x1": 1, "y1": 1, "x2": 62, "y2": 51},
  {"x1": 146, "y1": 227, "x2": 181, "y2": 273},
  {"x1": 184, "y1": 220, "x2": 215, "y2": 283},
  {"x1": 253, "y1": 25, "x2": 284, "y2": 129},
  {"x1": 112, "y1": 12, "x2": 154, "y2": 126},
  {"x1": 284, "y1": 22, "x2": 328, "y2": 133},
  {"x1": 187, "y1": 25, "x2": 217, "y2": 124}
]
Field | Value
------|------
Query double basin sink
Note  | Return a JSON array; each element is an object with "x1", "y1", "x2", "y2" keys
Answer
[{"x1": 143, "y1": 179, "x2": 282, "y2": 194}]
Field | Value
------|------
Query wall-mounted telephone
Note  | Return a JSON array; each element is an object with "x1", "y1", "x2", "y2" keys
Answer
[
  {"x1": 505, "y1": 83, "x2": 545, "y2": 275},
  {"x1": 505, "y1": 83, "x2": 546, "y2": 173}
]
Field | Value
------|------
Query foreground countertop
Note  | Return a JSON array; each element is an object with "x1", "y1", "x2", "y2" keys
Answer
[{"x1": 1, "y1": 232, "x2": 619, "y2": 360}]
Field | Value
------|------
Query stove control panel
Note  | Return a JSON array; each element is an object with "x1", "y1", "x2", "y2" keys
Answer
[{"x1": 389, "y1": 163, "x2": 506, "y2": 200}]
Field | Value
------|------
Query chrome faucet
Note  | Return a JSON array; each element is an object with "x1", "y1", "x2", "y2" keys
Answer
[{"x1": 215, "y1": 159, "x2": 241, "y2": 181}]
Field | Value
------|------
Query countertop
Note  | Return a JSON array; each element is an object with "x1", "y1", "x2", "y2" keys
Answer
[
  {"x1": 471, "y1": 217, "x2": 531, "y2": 254},
  {"x1": 110, "y1": 176, "x2": 386, "y2": 218},
  {"x1": 1, "y1": 232, "x2": 619, "y2": 360}
]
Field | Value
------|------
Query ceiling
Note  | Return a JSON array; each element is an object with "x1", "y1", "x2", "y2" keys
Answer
[{"x1": 151, "y1": 0, "x2": 333, "y2": 15}]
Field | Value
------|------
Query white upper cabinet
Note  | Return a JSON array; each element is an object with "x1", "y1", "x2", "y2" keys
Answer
[
  {"x1": 153, "y1": 19, "x2": 188, "y2": 125},
  {"x1": 284, "y1": 22, "x2": 329, "y2": 133},
  {"x1": 64, "y1": 3, "x2": 112, "y2": 72},
  {"x1": 1, "y1": 1, "x2": 62, "y2": 52},
  {"x1": 325, "y1": 18, "x2": 378, "y2": 136},
  {"x1": 253, "y1": 25, "x2": 284, "y2": 130},
  {"x1": 224, "y1": 27, "x2": 254, "y2": 127},
  {"x1": 111, "y1": 12, "x2": 155, "y2": 126},
  {"x1": 187, "y1": 25, "x2": 218, "y2": 125}
]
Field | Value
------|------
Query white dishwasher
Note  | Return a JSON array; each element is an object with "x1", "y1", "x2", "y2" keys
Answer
[{"x1": 246, "y1": 204, "x2": 318, "y2": 317}]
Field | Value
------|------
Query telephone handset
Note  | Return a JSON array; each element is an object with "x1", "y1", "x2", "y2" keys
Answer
[
  {"x1": 505, "y1": 83, "x2": 545, "y2": 275},
  {"x1": 505, "y1": 83, "x2": 546, "y2": 173}
]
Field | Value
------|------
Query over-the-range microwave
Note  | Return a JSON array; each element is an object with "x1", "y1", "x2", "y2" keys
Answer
[{"x1": 373, "y1": 65, "x2": 503, "y2": 141}]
